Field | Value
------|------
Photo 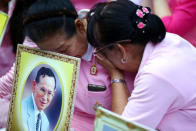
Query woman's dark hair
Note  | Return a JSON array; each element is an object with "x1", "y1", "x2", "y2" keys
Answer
[
  {"x1": 24, "y1": 0, "x2": 78, "y2": 43},
  {"x1": 9, "y1": 0, "x2": 36, "y2": 52},
  {"x1": 87, "y1": 0, "x2": 166, "y2": 48}
]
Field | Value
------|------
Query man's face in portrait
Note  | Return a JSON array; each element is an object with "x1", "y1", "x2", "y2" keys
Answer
[{"x1": 32, "y1": 75, "x2": 56, "y2": 111}]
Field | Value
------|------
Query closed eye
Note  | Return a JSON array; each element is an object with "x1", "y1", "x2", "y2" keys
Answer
[{"x1": 40, "y1": 88, "x2": 45, "y2": 92}]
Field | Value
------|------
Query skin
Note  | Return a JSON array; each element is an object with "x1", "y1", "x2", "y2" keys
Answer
[
  {"x1": 95, "y1": 43, "x2": 145, "y2": 114},
  {"x1": 142, "y1": 0, "x2": 171, "y2": 18},
  {"x1": 98, "y1": 44, "x2": 145, "y2": 73},
  {"x1": 37, "y1": 19, "x2": 88, "y2": 58},
  {"x1": 32, "y1": 75, "x2": 56, "y2": 112}
]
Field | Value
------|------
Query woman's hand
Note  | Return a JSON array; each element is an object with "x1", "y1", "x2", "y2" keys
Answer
[
  {"x1": 95, "y1": 53, "x2": 124, "y2": 79},
  {"x1": 95, "y1": 53, "x2": 129, "y2": 115}
]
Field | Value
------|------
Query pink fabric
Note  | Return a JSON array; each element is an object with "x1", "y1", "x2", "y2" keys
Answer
[
  {"x1": 122, "y1": 33, "x2": 196, "y2": 131},
  {"x1": 72, "y1": 55, "x2": 134, "y2": 131},
  {"x1": 0, "y1": 97, "x2": 10, "y2": 128},
  {"x1": 72, "y1": 108, "x2": 95, "y2": 131},
  {"x1": 0, "y1": 63, "x2": 15, "y2": 98},
  {"x1": 71, "y1": 0, "x2": 106, "y2": 11},
  {"x1": 161, "y1": 0, "x2": 196, "y2": 46},
  {"x1": 0, "y1": 37, "x2": 134, "y2": 130},
  {"x1": 0, "y1": 38, "x2": 37, "y2": 99}
]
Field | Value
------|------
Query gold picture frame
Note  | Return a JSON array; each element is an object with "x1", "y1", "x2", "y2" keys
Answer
[
  {"x1": 7, "y1": 45, "x2": 80, "y2": 131},
  {"x1": 0, "y1": 11, "x2": 9, "y2": 46},
  {"x1": 94, "y1": 106, "x2": 156, "y2": 131}
]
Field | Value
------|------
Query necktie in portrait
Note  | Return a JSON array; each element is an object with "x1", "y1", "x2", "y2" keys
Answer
[{"x1": 36, "y1": 113, "x2": 41, "y2": 131}]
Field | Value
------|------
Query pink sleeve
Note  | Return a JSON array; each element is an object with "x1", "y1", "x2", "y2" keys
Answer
[
  {"x1": 0, "y1": 37, "x2": 38, "y2": 98},
  {"x1": 0, "y1": 98, "x2": 10, "y2": 128},
  {"x1": 0, "y1": 63, "x2": 15, "y2": 98},
  {"x1": 161, "y1": 0, "x2": 196, "y2": 36},
  {"x1": 122, "y1": 73, "x2": 180, "y2": 129}
]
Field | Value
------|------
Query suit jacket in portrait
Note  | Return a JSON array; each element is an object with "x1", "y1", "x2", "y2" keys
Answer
[{"x1": 22, "y1": 95, "x2": 49, "y2": 131}]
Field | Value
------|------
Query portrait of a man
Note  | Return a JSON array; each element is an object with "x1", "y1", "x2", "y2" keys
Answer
[
  {"x1": 7, "y1": 45, "x2": 80, "y2": 131},
  {"x1": 22, "y1": 67, "x2": 56, "y2": 131}
]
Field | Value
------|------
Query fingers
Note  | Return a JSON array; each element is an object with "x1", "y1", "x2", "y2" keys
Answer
[{"x1": 94, "y1": 53, "x2": 104, "y2": 61}]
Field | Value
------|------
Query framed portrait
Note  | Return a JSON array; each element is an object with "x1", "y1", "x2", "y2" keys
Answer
[
  {"x1": 0, "y1": 11, "x2": 9, "y2": 46},
  {"x1": 94, "y1": 106, "x2": 155, "y2": 131},
  {"x1": 6, "y1": 45, "x2": 80, "y2": 131}
]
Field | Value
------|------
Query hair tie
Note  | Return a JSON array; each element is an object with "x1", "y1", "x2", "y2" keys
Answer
[{"x1": 135, "y1": 7, "x2": 151, "y2": 33}]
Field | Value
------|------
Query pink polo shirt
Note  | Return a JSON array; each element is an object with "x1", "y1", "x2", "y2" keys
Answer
[
  {"x1": 72, "y1": 49, "x2": 134, "y2": 131},
  {"x1": 122, "y1": 33, "x2": 196, "y2": 131},
  {"x1": 161, "y1": 0, "x2": 196, "y2": 46}
]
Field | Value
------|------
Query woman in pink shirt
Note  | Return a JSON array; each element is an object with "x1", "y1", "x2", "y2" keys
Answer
[
  {"x1": 0, "y1": 0, "x2": 134, "y2": 130},
  {"x1": 150, "y1": 0, "x2": 196, "y2": 46},
  {"x1": 87, "y1": 0, "x2": 196, "y2": 130}
]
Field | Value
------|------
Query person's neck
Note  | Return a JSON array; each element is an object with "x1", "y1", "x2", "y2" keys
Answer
[
  {"x1": 82, "y1": 41, "x2": 89, "y2": 55},
  {"x1": 127, "y1": 44, "x2": 145, "y2": 73},
  {"x1": 77, "y1": 34, "x2": 89, "y2": 57},
  {"x1": 135, "y1": 45, "x2": 145, "y2": 72}
]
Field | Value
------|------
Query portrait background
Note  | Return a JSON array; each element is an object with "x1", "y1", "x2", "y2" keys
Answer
[{"x1": 23, "y1": 64, "x2": 62, "y2": 131}]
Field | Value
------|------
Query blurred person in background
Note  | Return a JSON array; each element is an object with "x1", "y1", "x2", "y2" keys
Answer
[{"x1": 143, "y1": 0, "x2": 196, "y2": 47}]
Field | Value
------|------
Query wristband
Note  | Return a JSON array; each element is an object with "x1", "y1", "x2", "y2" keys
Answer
[{"x1": 111, "y1": 79, "x2": 126, "y2": 84}]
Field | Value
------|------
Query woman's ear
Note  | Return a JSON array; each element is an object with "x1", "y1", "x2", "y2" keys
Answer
[
  {"x1": 75, "y1": 18, "x2": 87, "y2": 34},
  {"x1": 116, "y1": 44, "x2": 128, "y2": 60}
]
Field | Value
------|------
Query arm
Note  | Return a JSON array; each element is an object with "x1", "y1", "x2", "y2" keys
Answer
[
  {"x1": 122, "y1": 73, "x2": 180, "y2": 129},
  {"x1": 0, "y1": 98, "x2": 10, "y2": 129},
  {"x1": 0, "y1": 37, "x2": 37, "y2": 98},
  {"x1": 151, "y1": 0, "x2": 171, "y2": 18},
  {"x1": 111, "y1": 71, "x2": 130, "y2": 114},
  {"x1": 0, "y1": 63, "x2": 15, "y2": 98},
  {"x1": 95, "y1": 54, "x2": 130, "y2": 115},
  {"x1": 152, "y1": 0, "x2": 196, "y2": 36}
]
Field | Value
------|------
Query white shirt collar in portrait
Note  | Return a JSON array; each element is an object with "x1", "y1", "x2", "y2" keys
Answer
[{"x1": 32, "y1": 94, "x2": 43, "y2": 122}]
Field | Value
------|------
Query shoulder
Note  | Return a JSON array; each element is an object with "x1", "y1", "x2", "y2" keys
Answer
[
  {"x1": 159, "y1": 33, "x2": 190, "y2": 47},
  {"x1": 141, "y1": 33, "x2": 194, "y2": 76},
  {"x1": 137, "y1": 33, "x2": 196, "y2": 93},
  {"x1": 22, "y1": 96, "x2": 33, "y2": 117},
  {"x1": 23, "y1": 37, "x2": 38, "y2": 48}
]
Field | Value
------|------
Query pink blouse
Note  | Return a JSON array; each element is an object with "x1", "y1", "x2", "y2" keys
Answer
[
  {"x1": 122, "y1": 33, "x2": 196, "y2": 131},
  {"x1": 161, "y1": 0, "x2": 196, "y2": 46}
]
